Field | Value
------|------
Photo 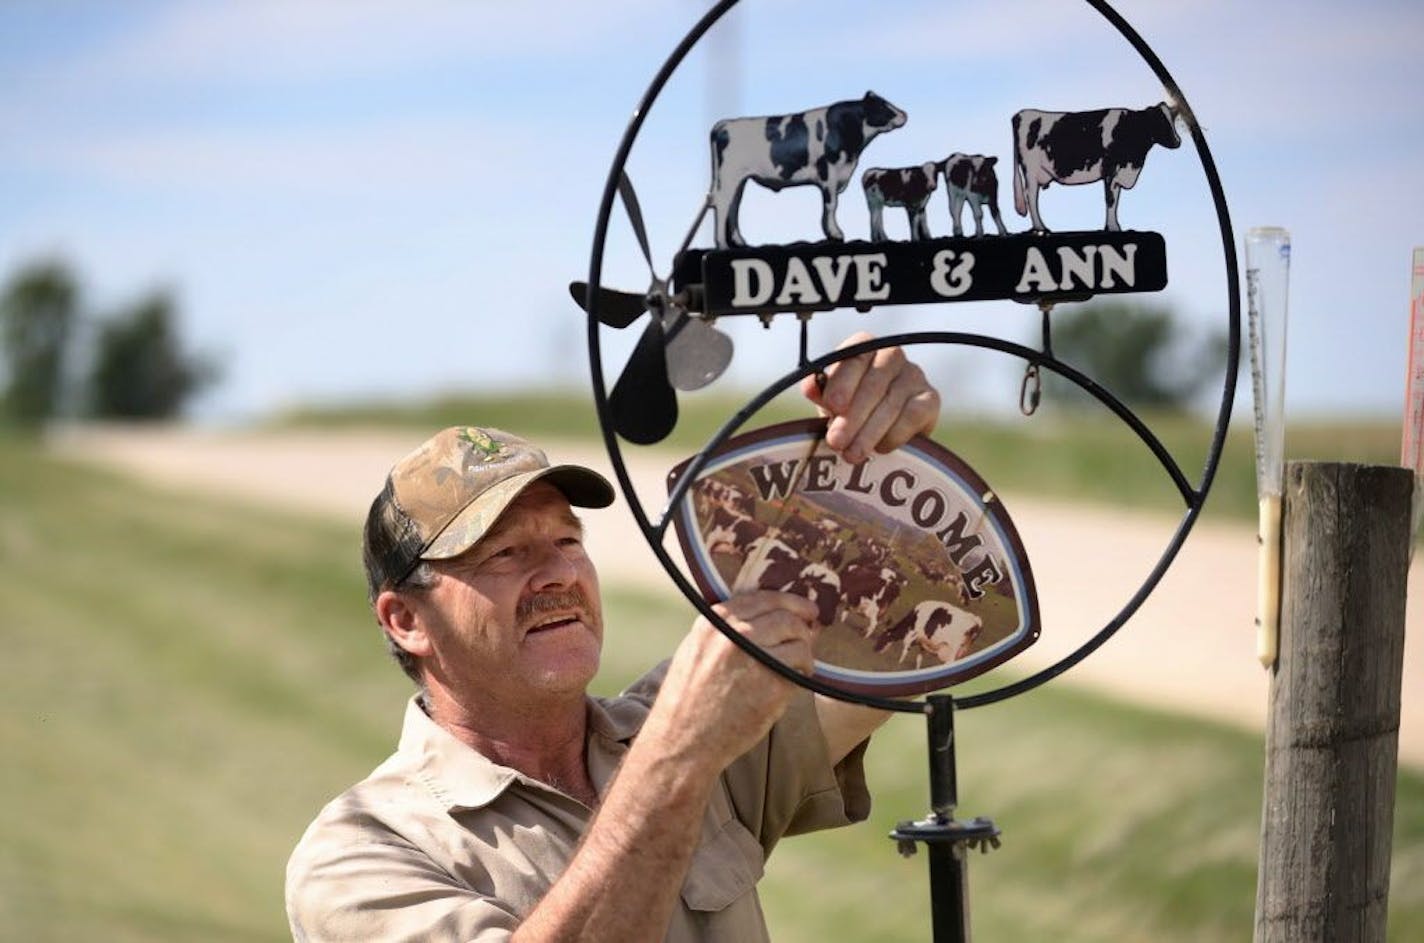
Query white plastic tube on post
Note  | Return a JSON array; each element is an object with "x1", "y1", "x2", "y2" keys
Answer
[
  {"x1": 1246, "y1": 227, "x2": 1290, "y2": 669},
  {"x1": 1404, "y1": 247, "x2": 1424, "y2": 548}
]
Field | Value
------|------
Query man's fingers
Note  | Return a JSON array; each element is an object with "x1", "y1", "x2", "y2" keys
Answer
[
  {"x1": 733, "y1": 609, "x2": 819, "y2": 653},
  {"x1": 799, "y1": 372, "x2": 830, "y2": 413},
  {"x1": 714, "y1": 589, "x2": 819, "y2": 625},
  {"x1": 816, "y1": 331, "x2": 879, "y2": 415},
  {"x1": 825, "y1": 348, "x2": 906, "y2": 457},
  {"x1": 741, "y1": 610, "x2": 816, "y2": 650},
  {"x1": 843, "y1": 374, "x2": 915, "y2": 459},
  {"x1": 874, "y1": 387, "x2": 941, "y2": 452},
  {"x1": 802, "y1": 332, "x2": 943, "y2": 462},
  {"x1": 763, "y1": 637, "x2": 817, "y2": 676},
  {"x1": 703, "y1": 592, "x2": 820, "y2": 673},
  {"x1": 851, "y1": 368, "x2": 941, "y2": 456}
]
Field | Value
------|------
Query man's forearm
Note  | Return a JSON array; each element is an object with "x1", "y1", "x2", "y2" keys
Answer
[
  {"x1": 515, "y1": 594, "x2": 816, "y2": 941},
  {"x1": 815, "y1": 694, "x2": 892, "y2": 765},
  {"x1": 512, "y1": 719, "x2": 717, "y2": 942}
]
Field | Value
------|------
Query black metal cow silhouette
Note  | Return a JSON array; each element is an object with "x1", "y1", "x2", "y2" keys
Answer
[
  {"x1": 709, "y1": 91, "x2": 907, "y2": 248},
  {"x1": 1012, "y1": 102, "x2": 1180, "y2": 232}
]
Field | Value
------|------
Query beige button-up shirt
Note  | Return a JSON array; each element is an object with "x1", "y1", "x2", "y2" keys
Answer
[{"x1": 286, "y1": 664, "x2": 871, "y2": 942}]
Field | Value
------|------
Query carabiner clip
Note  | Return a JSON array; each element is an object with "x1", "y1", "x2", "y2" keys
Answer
[{"x1": 1020, "y1": 364, "x2": 1041, "y2": 416}]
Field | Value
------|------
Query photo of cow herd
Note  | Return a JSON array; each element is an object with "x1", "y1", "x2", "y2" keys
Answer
[
  {"x1": 670, "y1": 424, "x2": 1039, "y2": 695},
  {"x1": 707, "y1": 90, "x2": 1181, "y2": 249}
]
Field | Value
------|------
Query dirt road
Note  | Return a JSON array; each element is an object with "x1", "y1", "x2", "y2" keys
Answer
[{"x1": 49, "y1": 424, "x2": 1424, "y2": 768}]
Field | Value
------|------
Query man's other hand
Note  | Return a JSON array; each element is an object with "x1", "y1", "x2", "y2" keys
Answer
[
  {"x1": 652, "y1": 591, "x2": 821, "y2": 771},
  {"x1": 799, "y1": 331, "x2": 941, "y2": 463}
]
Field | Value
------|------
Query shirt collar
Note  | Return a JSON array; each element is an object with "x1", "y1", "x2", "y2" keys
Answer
[{"x1": 397, "y1": 692, "x2": 646, "y2": 813}]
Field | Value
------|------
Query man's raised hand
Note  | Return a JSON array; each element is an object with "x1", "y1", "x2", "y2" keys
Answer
[{"x1": 800, "y1": 331, "x2": 941, "y2": 463}]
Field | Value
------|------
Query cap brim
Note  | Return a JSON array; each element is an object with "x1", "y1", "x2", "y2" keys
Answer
[{"x1": 422, "y1": 464, "x2": 615, "y2": 561}]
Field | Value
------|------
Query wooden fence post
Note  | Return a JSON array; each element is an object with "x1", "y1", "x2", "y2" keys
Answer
[{"x1": 1254, "y1": 461, "x2": 1412, "y2": 942}]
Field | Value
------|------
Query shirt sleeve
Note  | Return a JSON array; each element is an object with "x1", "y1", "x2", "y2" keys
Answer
[
  {"x1": 286, "y1": 809, "x2": 517, "y2": 943},
  {"x1": 724, "y1": 687, "x2": 872, "y2": 856}
]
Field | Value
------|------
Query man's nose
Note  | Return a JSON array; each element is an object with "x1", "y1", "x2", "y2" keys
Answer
[{"x1": 529, "y1": 540, "x2": 578, "y2": 589}]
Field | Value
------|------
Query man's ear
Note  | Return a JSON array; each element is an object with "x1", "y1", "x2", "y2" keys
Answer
[{"x1": 376, "y1": 590, "x2": 433, "y2": 660}]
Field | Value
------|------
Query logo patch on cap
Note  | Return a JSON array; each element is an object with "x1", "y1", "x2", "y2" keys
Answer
[{"x1": 459, "y1": 427, "x2": 505, "y2": 462}]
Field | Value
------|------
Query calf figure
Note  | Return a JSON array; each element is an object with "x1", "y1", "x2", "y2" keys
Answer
[
  {"x1": 941, "y1": 153, "x2": 1008, "y2": 237},
  {"x1": 862, "y1": 162, "x2": 939, "y2": 241}
]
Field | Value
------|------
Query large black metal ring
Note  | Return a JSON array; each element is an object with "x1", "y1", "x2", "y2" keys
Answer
[{"x1": 583, "y1": 0, "x2": 1239, "y2": 714}]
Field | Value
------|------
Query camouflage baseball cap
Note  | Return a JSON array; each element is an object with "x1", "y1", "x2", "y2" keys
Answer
[{"x1": 363, "y1": 426, "x2": 614, "y2": 597}]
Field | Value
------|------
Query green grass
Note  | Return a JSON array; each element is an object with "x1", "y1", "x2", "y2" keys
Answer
[
  {"x1": 276, "y1": 390, "x2": 1403, "y2": 524},
  {"x1": 3, "y1": 436, "x2": 1421, "y2": 941}
]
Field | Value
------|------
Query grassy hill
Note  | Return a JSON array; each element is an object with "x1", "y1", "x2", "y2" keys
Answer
[
  {"x1": 276, "y1": 390, "x2": 1404, "y2": 525},
  {"x1": 2, "y1": 432, "x2": 1420, "y2": 941}
]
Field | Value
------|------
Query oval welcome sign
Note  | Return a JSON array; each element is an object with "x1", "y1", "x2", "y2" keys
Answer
[{"x1": 668, "y1": 419, "x2": 1040, "y2": 696}]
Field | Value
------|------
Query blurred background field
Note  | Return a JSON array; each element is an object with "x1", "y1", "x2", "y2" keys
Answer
[
  {"x1": 276, "y1": 390, "x2": 1405, "y2": 525},
  {"x1": 3, "y1": 425, "x2": 1421, "y2": 942}
]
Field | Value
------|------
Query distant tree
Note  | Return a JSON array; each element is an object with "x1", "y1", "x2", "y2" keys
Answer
[
  {"x1": 86, "y1": 291, "x2": 218, "y2": 419},
  {"x1": 1044, "y1": 301, "x2": 1226, "y2": 411},
  {"x1": 1, "y1": 260, "x2": 78, "y2": 428}
]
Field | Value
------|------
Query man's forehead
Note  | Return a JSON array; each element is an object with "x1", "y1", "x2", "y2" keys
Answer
[{"x1": 485, "y1": 482, "x2": 582, "y2": 536}]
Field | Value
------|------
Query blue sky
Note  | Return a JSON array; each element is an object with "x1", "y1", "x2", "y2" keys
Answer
[{"x1": 1, "y1": 0, "x2": 1420, "y2": 425}]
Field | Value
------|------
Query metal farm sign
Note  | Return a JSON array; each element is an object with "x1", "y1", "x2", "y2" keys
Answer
[
  {"x1": 677, "y1": 231, "x2": 1166, "y2": 316},
  {"x1": 668, "y1": 420, "x2": 1039, "y2": 696}
]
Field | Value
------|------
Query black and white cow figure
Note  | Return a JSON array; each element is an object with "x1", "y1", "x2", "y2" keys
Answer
[
  {"x1": 704, "y1": 504, "x2": 767, "y2": 557},
  {"x1": 861, "y1": 162, "x2": 939, "y2": 241},
  {"x1": 739, "y1": 536, "x2": 841, "y2": 626},
  {"x1": 875, "y1": 599, "x2": 983, "y2": 667},
  {"x1": 696, "y1": 478, "x2": 754, "y2": 518},
  {"x1": 941, "y1": 153, "x2": 1008, "y2": 238},
  {"x1": 709, "y1": 91, "x2": 908, "y2": 249},
  {"x1": 1011, "y1": 102, "x2": 1180, "y2": 232},
  {"x1": 778, "y1": 562, "x2": 842, "y2": 627},
  {"x1": 840, "y1": 563, "x2": 906, "y2": 638}
]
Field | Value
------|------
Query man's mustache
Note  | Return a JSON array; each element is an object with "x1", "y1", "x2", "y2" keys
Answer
[{"x1": 517, "y1": 589, "x2": 592, "y2": 623}]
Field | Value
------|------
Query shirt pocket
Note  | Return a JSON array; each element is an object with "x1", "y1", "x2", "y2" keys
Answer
[{"x1": 679, "y1": 815, "x2": 766, "y2": 912}]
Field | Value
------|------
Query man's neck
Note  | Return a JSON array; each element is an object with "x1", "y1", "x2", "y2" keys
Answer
[{"x1": 423, "y1": 685, "x2": 599, "y2": 806}]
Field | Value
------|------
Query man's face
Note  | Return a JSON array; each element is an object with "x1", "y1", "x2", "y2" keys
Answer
[{"x1": 413, "y1": 481, "x2": 603, "y2": 706}]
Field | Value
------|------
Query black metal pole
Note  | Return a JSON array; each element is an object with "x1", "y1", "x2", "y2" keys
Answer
[
  {"x1": 927, "y1": 694, "x2": 958, "y2": 814},
  {"x1": 926, "y1": 695, "x2": 969, "y2": 943},
  {"x1": 892, "y1": 695, "x2": 997, "y2": 941}
]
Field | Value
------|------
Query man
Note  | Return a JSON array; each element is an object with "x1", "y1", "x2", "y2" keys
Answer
[{"x1": 286, "y1": 334, "x2": 940, "y2": 941}]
